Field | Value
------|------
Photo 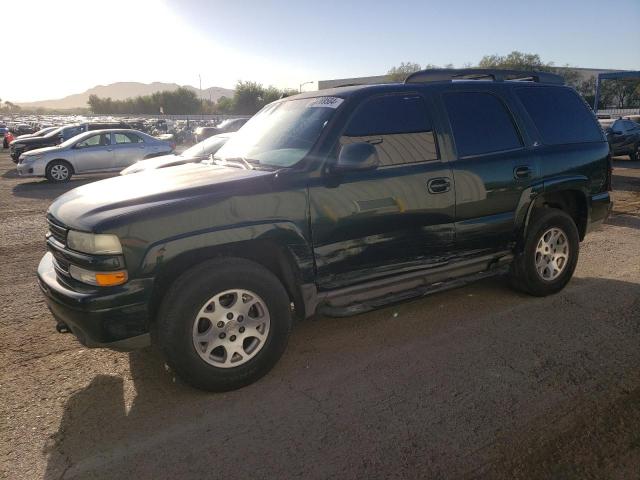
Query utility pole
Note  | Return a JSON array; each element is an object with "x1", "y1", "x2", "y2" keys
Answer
[{"x1": 299, "y1": 81, "x2": 314, "y2": 93}]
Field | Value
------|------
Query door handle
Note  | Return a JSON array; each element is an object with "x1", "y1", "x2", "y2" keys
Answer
[
  {"x1": 514, "y1": 165, "x2": 532, "y2": 179},
  {"x1": 427, "y1": 177, "x2": 451, "y2": 194}
]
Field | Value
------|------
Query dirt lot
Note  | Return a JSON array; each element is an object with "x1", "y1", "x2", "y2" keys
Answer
[{"x1": 1, "y1": 150, "x2": 639, "y2": 479}]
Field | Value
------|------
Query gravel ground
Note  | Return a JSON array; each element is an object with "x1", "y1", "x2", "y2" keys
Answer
[{"x1": 1, "y1": 151, "x2": 639, "y2": 480}]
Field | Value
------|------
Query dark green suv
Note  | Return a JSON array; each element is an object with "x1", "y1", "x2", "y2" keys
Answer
[{"x1": 38, "y1": 69, "x2": 612, "y2": 391}]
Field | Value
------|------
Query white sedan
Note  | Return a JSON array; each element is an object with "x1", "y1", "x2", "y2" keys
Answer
[{"x1": 17, "y1": 129, "x2": 175, "y2": 182}]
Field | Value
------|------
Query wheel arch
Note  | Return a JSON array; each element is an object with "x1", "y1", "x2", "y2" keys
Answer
[
  {"x1": 141, "y1": 223, "x2": 315, "y2": 324},
  {"x1": 47, "y1": 158, "x2": 75, "y2": 173},
  {"x1": 521, "y1": 177, "x2": 590, "y2": 246}
]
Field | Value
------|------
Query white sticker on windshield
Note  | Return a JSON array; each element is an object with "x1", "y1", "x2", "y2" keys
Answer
[{"x1": 307, "y1": 97, "x2": 344, "y2": 109}]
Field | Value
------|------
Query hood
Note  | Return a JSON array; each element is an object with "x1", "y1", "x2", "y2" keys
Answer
[
  {"x1": 13, "y1": 135, "x2": 58, "y2": 146},
  {"x1": 120, "y1": 153, "x2": 192, "y2": 174},
  {"x1": 48, "y1": 162, "x2": 273, "y2": 231},
  {"x1": 21, "y1": 145, "x2": 61, "y2": 157}
]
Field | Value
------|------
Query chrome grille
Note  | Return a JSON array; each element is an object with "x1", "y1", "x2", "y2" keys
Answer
[{"x1": 47, "y1": 218, "x2": 68, "y2": 245}]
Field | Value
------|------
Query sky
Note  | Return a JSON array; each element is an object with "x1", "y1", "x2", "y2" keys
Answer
[{"x1": 3, "y1": 0, "x2": 639, "y2": 102}]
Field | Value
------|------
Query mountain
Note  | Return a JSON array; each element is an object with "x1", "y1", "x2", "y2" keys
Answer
[{"x1": 17, "y1": 82, "x2": 234, "y2": 110}]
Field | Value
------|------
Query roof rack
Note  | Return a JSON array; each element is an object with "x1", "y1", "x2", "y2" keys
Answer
[{"x1": 404, "y1": 68, "x2": 565, "y2": 85}]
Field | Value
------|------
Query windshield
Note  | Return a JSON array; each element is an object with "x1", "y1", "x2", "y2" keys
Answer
[
  {"x1": 44, "y1": 127, "x2": 64, "y2": 138},
  {"x1": 215, "y1": 96, "x2": 342, "y2": 168},
  {"x1": 182, "y1": 135, "x2": 229, "y2": 157}
]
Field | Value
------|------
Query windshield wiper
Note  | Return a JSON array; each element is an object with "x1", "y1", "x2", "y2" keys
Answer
[{"x1": 211, "y1": 155, "x2": 253, "y2": 170}]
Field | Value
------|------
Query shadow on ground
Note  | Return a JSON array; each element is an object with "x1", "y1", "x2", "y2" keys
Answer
[
  {"x1": 42, "y1": 276, "x2": 640, "y2": 479},
  {"x1": 12, "y1": 175, "x2": 114, "y2": 201}
]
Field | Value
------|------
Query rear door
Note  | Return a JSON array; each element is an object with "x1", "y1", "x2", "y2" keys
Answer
[
  {"x1": 112, "y1": 131, "x2": 147, "y2": 168},
  {"x1": 309, "y1": 92, "x2": 456, "y2": 288},
  {"x1": 442, "y1": 88, "x2": 537, "y2": 254},
  {"x1": 70, "y1": 133, "x2": 115, "y2": 172}
]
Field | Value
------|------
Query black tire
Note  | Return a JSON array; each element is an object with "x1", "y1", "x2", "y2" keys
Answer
[
  {"x1": 155, "y1": 257, "x2": 292, "y2": 392},
  {"x1": 630, "y1": 144, "x2": 640, "y2": 162},
  {"x1": 45, "y1": 160, "x2": 73, "y2": 182},
  {"x1": 509, "y1": 209, "x2": 580, "y2": 297}
]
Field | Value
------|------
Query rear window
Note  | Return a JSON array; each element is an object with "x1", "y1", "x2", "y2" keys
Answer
[
  {"x1": 444, "y1": 92, "x2": 522, "y2": 157},
  {"x1": 515, "y1": 87, "x2": 603, "y2": 145}
]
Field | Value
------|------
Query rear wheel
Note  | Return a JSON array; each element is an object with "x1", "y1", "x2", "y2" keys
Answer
[
  {"x1": 45, "y1": 160, "x2": 73, "y2": 182},
  {"x1": 156, "y1": 258, "x2": 292, "y2": 391},
  {"x1": 509, "y1": 209, "x2": 579, "y2": 296}
]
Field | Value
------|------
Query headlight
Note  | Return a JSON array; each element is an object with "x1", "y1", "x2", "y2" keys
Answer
[
  {"x1": 22, "y1": 154, "x2": 42, "y2": 162},
  {"x1": 69, "y1": 264, "x2": 128, "y2": 287},
  {"x1": 67, "y1": 231, "x2": 123, "y2": 255}
]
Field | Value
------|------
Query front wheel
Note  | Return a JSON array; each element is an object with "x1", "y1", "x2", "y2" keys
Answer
[
  {"x1": 509, "y1": 209, "x2": 580, "y2": 296},
  {"x1": 45, "y1": 160, "x2": 73, "y2": 182},
  {"x1": 156, "y1": 258, "x2": 292, "y2": 391}
]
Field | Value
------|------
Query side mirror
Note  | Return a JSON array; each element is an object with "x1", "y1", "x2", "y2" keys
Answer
[{"x1": 332, "y1": 142, "x2": 379, "y2": 174}]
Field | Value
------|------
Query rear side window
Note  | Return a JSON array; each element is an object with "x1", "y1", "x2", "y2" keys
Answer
[
  {"x1": 114, "y1": 132, "x2": 143, "y2": 144},
  {"x1": 516, "y1": 87, "x2": 602, "y2": 145},
  {"x1": 342, "y1": 94, "x2": 438, "y2": 166},
  {"x1": 444, "y1": 92, "x2": 522, "y2": 157}
]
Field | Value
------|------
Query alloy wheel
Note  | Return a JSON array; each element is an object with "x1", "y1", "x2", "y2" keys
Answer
[
  {"x1": 192, "y1": 289, "x2": 270, "y2": 368},
  {"x1": 535, "y1": 227, "x2": 570, "y2": 281}
]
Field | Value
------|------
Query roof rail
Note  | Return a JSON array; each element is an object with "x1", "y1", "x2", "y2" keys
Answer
[{"x1": 404, "y1": 68, "x2": 565, "y2": 85}]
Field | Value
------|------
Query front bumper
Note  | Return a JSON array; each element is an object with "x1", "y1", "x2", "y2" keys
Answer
[
  {"x1": 16, "y1": 162, "x2": 38, "y2": 177},
  {"x1": 37, "y1": 252, "x2": 153, "y2": 350}
]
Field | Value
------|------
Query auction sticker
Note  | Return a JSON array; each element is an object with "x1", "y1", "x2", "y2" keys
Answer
[{"x1": 307, "y1": 97, "x2": 344, "y2": 109}]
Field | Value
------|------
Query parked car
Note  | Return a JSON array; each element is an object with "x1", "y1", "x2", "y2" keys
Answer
[
  {"x1": 121, "y1": 133, "x2": 233, "y2": 174},
  {"x1": 3, "y1": 130, "x2": 15, "y2": 149},
  {"x1": 15, "y1": 125, "x2": 59, "y2": 140},
  {"x1": 38, "y1": 69, "x2": 611, "y2": 392},
  {"x1": 604, "y1": 118, "x2": 640, "y2": 161},
  {"x1": 193, "y1": 118, "x2": 249, "y2": 142},
  {"x1": 17, "y1": 129, "x2": 173, "y2": 182},
  {"x1": 9, "y1": 121, "x2": 131, "y2": 162}
]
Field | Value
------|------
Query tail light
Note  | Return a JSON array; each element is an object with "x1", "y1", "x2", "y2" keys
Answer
[
  {"x1": 605, "y1": 153, "x2": 613, "y2": 192},
  {"x1": 170, "y1": 142, "x2": 176, "y2": 151}
]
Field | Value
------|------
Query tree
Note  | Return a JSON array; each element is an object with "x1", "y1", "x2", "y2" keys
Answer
[
  {"x1": 387, "y1": 62, "x2": 422, "y2": 82},
  {"x1": 478, "y1": 51, "x2": 554, "y2": 71}
]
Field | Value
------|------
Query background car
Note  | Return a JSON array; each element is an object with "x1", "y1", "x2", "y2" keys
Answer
[
  {"x1": 9, "y1": 121, "x2": 132, "y2": 162},
  {"x1": 121, "y1": 133, "x2": 233, "y2": 174},
  {"x1": 15, "y1": 125, "x2": 58, "y2": 140},
  {"x1": 193, "y1": 118, "x2": 249, "y2": 142},
  {"x1": 605, "y1": 118, "x2": 640, "y2": 161},
  {"x1": 3, "y1": 130, "x2": 15, "y2": 149},
  {"x1": 17, "y1": 129, "x2": 174, "y2": 182}
]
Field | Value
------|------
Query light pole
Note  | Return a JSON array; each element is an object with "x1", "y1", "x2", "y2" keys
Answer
[{"x1": 299, "y1": 81, "x2": 314, "y2": 93}]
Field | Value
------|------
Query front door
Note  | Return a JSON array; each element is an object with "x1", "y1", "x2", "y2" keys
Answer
[
  {"x1": 309, "y1": 93, "x2": 455, "y2": 289},
  {"x1": 71, "y1": 133, "x2": 114, "y2": 172}
]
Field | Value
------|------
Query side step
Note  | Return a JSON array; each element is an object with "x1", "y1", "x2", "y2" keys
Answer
[{"x1": 316, "y1": 253, "x2": 513, "y2": 317}]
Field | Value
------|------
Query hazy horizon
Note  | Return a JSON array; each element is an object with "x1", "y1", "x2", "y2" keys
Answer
[{"x1": 3, "y1": 0, "x2": 639, "y2": 103}]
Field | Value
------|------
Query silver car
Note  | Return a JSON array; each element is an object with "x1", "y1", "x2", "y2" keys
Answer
[{"x1": 16, "y1": 129, "x2": 174, "y2": 182}]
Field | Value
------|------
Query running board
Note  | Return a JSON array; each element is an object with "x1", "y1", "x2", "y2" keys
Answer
[{"x1": 314, "y1": 252, "x2": 513, "y2": 317}]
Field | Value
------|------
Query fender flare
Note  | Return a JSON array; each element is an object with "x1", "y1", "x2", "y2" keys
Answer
[{"x1": 515, "y1": 175, "x2": 591, "y2": 249}]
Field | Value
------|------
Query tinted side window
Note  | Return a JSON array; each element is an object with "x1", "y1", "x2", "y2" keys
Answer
[
  {"x1": 342, "y1": 94, "x2": 438, "y2": 166},
  {"x1": 516, "y1": 87, "x2": 602, "y2": 145},
  {"x1": 444, "y1": 92, "x2": 522, "y2": 157}
]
